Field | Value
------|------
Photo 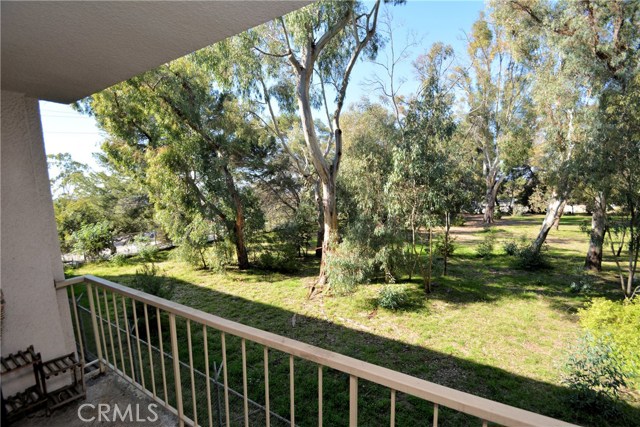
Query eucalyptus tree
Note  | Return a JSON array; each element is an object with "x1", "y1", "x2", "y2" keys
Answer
[
  {"x1": 590, "y1": 73, "x2": 640, "y2": 296},
  {"x1": 387, "y1": 43, "x2": 474, "y2": 292},
  {"x1": 338, "y1": 101, "x2": 403, "y2": 281},
  {"x1": 79, "y1": 57, "x2": 270, "y2": 270},
  {"x1": 497, "y1": 0, "x2": 640, "y2": 267},
  {"x1": 525, "y1": 46, "x2": 591, "y2": 255},
  {"x1": 455, "y1": 14, "x2": 534, "y2": 224},
  {"x1": 209, "y1": 0, "x2": 398, "y2": 291}
]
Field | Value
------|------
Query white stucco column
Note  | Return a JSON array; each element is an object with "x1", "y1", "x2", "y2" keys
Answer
[{"x1": 1, "y1": 90, "x2": 75, "y2": 373}]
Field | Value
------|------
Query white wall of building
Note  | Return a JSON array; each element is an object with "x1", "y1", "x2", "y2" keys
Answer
[{"x1": 1, "y1": 91, "x2": 75, "y2": 392}]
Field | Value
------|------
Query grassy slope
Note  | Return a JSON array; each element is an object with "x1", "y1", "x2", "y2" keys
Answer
[{"x1": 70, "y1": 214, "x2": 639, "y2": 426}]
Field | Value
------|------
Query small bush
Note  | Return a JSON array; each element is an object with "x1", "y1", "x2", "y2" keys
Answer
[
  {"x1": 514, "y1": 244, "x2": 549, "y2": 270},
  {"x1": 502, "y1": 237, "x2": 549, "y2": 270},
  {"x1": 378, "y1": 285, "x2": 409, "y2": 310},
  {"x1": 476, "y1": 233, "x2": 494, "y2": 258},
  {"x1": 206, "y1": 240, "x2": 235, "y2": 273},
  {"x1": 257, "y1": 250, "x2": 300, "y2": 273},
  {"x1": 72, "y1": 221, "x2": 114, "y2": 260},
  {"x1": 134, "y1": 234, "x2": 159, "y2": 263},
  {"x1": 512, "y1": 204, "x2": 527, "y2": 217},
  {"x1": 578, "y1": 298, "x2": 640, "y2": 387},
  {"x1": 562, "y1": 333, "x2": 629, "y2": 417},
  {"x1": 435, "y1": 234, "x2": 456, "y2": 257},
  {"x1": 569, "y1": 270, "x2": 596, "y2": 294},
  {"x1": 451, "y1": 215, "x2": 466, "y2": 227},
  {"x1": 503, "y1": 240, "x2": 519, "y2": 256},
  {"x1": 132, "y1": 263, "x2": 175, "y2": 300},
  {"x1": 325, "y1": 239, "x2": 373, "y2": 295},
  {"x1": 110, "y1": 253, "x2": 129, "y2": 266}
]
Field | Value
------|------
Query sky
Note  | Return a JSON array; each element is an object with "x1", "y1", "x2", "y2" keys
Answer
[{"x1": 40, "y1": 0, "x2": 485, "y2": 172}]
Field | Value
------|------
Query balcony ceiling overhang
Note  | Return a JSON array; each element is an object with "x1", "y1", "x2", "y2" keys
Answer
[{"x1": 1, "y1": 1, "x2": 311, "y2": 104}]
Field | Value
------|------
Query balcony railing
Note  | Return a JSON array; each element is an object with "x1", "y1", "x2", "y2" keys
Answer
[{"x1": 56, "y1": 275, "x2": 578, "y2": 427}]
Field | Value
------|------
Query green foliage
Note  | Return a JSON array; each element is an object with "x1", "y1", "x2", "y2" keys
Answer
[
  {"x1": 569, "y1": 269, "x2": 596, "y2": 294},
  {"x1": 511, "y1": 204, "x2": 527, "y2": 217},
  {"x1": 255, "y1": 231, "x2": 301, "y2": 274},
  {"x1": 325, "y1": 239, "x2": 374, "y2": 295},
  {"x1": 109, "y1": 253, "x2": 129, "y2": 267},
  {"x1": 72, "y1": 221, "x2": 114, "y2": 259},
  {"x1": 513, "y1": 244, "x2": 548, "y2": 270},
  {"x1": 377, "y1": 285, "x2": 409, "y2": 310},
  {"x1": 434, "y1": 234, "x2": 456, "y2": 257},
  {"x1": 132, "y1": 263, "x2": 174, "y2": 300},
  {"x1": 49, "y1": 153, "x2": 155, "y2": 255},
  {"x1": 503, "y1": 240, "x2": 519, "y2": 256},
  {"x1": 476, "y1": 229, "x2": 495, "y2": 258},
  {"x1": 562, "y1": 333, "x2": 629, "y2": 417},
  {"x1": 503, "y1": 236, "x2": 549, "y2": 270},
  {"x1": 206, "y1": 239, "x2": 236, "y2": 274},
  {"x1": 133, "y1": 234, "x2": 159, "y2": 263},
  {"x1": 578, "y1": 298, "x2": 640, "y2": 387},
  {"x1": 257, "y1": 250, "x2": 300, "y2": 274}
]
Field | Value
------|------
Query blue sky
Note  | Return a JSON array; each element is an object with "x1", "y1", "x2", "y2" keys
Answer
[{"x1": 41, "y1": 1, "x2": 485, "y2": 171}]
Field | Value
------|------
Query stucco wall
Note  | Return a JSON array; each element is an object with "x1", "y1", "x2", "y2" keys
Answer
[{"x1": 1, "y1": 90, "x2": 75, "y2": 393}]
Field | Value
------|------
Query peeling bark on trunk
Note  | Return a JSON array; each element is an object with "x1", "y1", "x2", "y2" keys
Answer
[
  {"x1": 483, "y1": 175, "x2": 502, "y2": 224},
  {"x1": 532, "y1": 196, "x2": 566, "y2": 254},
  {"x1": 553, "y1": 202, "x2": 566, "y2": 230},
  {"x1": 584, "y1": 193, "x2": 606, "y2": 271},
  {"x1": 316, "y1": 180, "x2": 339, "y2": 288},
  {"x1": 314, "y1": 180, "x2": 324, "y2": 258}
]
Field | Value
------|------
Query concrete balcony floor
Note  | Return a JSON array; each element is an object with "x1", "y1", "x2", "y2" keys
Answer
[{"x1": 13, "y1": 372, "x2": 178, "y2": 427}]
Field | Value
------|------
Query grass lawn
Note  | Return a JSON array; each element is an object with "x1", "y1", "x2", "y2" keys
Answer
[{"x1": 68, "y1": 214, "x2": 640, "y2": 427}]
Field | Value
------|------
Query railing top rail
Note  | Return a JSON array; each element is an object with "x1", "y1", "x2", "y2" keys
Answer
[{"x1": 56, "y1": 275, "x2": 578, "y2": 427}]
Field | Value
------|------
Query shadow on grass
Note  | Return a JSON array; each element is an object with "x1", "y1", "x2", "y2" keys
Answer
[{"x1": 78, "y1": 269, "x2": 639, "y2": 427}]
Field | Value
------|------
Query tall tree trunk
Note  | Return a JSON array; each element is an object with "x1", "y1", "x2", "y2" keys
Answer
[
  {"x1": 532, "y1": 196, "x2": 566, "y2": 254},
  {"x1": 483, "y1": 175, "x2": 502, "y2": 224},
  {"x1": 316, "y1": 180, "x2": 339, "y2": 288},
  {"x1": 584, "y1": 192, "x2": 606, "y2": 271},
  {"x1": 627, "y1": 207, "x2": 639, "y2": 298},
  {"x1": 233, "y1": 219, "x2": 249, "y2": 270},
  {"x1": 443, "y1": 212, "x2": 450, "y2": 276},
  {"x1": 553, "y1": 202, "x2": 566, "y2": 230},
  {"x1": 425, "y1": 227, "x2": 433, "y2": 293},
  {"x1": 224, "y1": 166, "x2": 250, "y2": 270},
  {"x1": 314, "y1": 180, "x2": 324, "y2": 258}
]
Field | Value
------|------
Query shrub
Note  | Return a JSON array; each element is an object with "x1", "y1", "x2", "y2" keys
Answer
[
  {"x1": 562, "y1": 333, "x2": 629, "y2": 417},
  {"x1": 325, "y1": 239, "x2": 373, "y2": 295},
  {"x1": 435, "y1": 234, "x2": 456, "y2": 257},
  {"x1": 451, "y1": 215, "x2": 466, "y2": 227},
  {"x1": 378, "y1": 285, "x2": 409, "y2": 310},
  {"x1": 502, "y1": 237, "x2": 549, "y2": 270},
  {"x1": 72, "y1": 221, "x2": 113, "y2": 260},
  {"x1": 569, "y1": 270, "x2": 596, "y2": 294},
  {"x1": 257, "y1": 249, "x2": 300, "y2": 274},
  {"x1": 513, "y1": 244, "x2": 548, "y2": 270},
  {"x1": 206, "y1": 240, "x2": 235, "y2": 273},
  {"x1": 110, "y1": 253, "x2": 129, "y2": 266},
  {"x1": 476, "y1": 232, "x2": 494, "y2": 258},
  {"x1": 132, "y1": 263, "x2": 174, "y2": 300},
  {"x1": 503, "y1": 240, "x2": 519, "y2": 256},
  {"x1": 512, "y1": 204, "x2": 527, "y2": 217},
  {"x1": 578, "y1": 298, "x2": 640, "y2": 387},
  {"x1": 134, "y1": 233, "x2": 159, "y2": 263}
]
